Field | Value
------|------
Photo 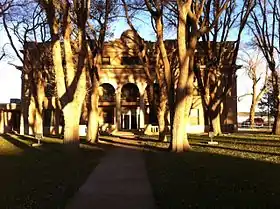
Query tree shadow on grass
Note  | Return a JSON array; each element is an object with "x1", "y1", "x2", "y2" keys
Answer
[
  {"x1": 97, "y1": 136, "x2": 169, "y2": 152},
  {"x1": 189, "y1": 134, "x2": 280, "y2": 146},
  {"x1": 1, "y1": 134, "x2": 35, "y2": 151},
  {"x1": 0, "y1": 134, "x2": 105, "y2": 209},
  {"x1": 146, "y1": 150, "x2": 280, "y2": 209},
  {"x1": 193, "y1": 143, "x2": 280, "y2": 156}
]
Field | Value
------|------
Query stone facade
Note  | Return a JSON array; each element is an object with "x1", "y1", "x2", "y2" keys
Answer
[{"x1": 18, "y1": 30, "x2": 237, "y2": 136}]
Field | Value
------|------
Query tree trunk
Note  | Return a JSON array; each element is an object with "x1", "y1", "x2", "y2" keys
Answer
[
  {"x1": 172, "y1": 2, "x2": 195, "y2": 152},
  {"x1": 273, "y1": 102, "x2": 280, "y2": 135},
  {"x1": 34, "y1": 72, "x2": 45, "y2": 135},
  {"x1": 211, "y1": 111, "x2": 222, "y2": 136},
  {"x1": 172, "y1": 56, "x2": 193, "y2": 152},
  {"x1": 34, "y1": 106, "x2": 43, "y2": 135},
  {"x1": 172, "y1": 94, "x2": 192, "y2": 152},
  {"x1": 249, "y1": 102, "x2": 256, "y2": 128},
  {"x1": 158, "y1": 90, "x2": 167, "y2": 141},
  {"x1": 63, "y1": 103, "x2": 81, "y2": 145},
  {"x1": 272, "y1": 71, "x2": 280, "y2": 134},
  {"x1": 86, "y1": 78, "x2": 99, "y2": 143},
  {"x1": 54, "y1": 101, "x2": 61, "y2": 136}
]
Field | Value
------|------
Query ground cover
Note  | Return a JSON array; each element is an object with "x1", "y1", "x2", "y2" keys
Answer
[
  {"x1": 0, "y1": 134, "x2": 104, "y2": 209},
  {"x1": 146, "y1": 133, "x2": 280, "y2": 209}
]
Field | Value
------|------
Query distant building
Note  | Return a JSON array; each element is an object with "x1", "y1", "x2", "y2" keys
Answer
[
  {"x1": 0, "y1": 100, "x2": 21, "y2": 134},
  {"x1": 4, "y1": 30, "x2": 237, "y2": 136}
]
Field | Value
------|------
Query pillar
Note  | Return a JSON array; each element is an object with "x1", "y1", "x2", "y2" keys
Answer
[
  {"x1": 0, "y1": 110, "x2": 4, "y2": 134},
  {"x1": 139, "y1": 93, "x2": 145, "y2": 129},
  {"x1": 116, "y1": 88, "x2": 121, "y2": 130}
]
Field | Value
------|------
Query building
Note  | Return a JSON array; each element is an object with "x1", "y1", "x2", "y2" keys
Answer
[
  {"x1": 15, "y1": 30, "x2": 237, "y2": 136},
  {"x1": 0, "y1": 99, "x2": 21, "y2": 134}
]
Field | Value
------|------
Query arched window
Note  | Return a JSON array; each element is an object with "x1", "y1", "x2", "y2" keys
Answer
[
  {"x1": 121, "y1": 83, "x2": 140, "y2": 102},
  {"x1": 99, "y1": 83, "x2": 115, "y2": 102}
]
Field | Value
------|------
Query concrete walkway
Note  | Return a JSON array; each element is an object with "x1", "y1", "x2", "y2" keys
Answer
[{"x1": 65, "y1": 148, "x2": 156, "y2": 209}]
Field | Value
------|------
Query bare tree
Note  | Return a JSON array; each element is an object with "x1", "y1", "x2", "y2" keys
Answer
[
  {"x1": 171, "y1": 0, "x2": 233, "y2": 151},
  {"x1": 193, "y1": 0, "x2": 255, "y2": 136},
  {"x1": 0, "y1": 0, "x2": 12, "y2": 16},
  {"x1": 0, "y1": 44, "x2": 8, "y2": 61},
  {"x1": 248, "y1": 0, "x2": 280, "y2": 134},
  {"x1": 122, "y1": 0, "x2": 232, "y2": 151},
  {"x1": 38, "y1": 0, "x2": 90, "y2": 147},
  {"x1": 239, "y1": 47, "x2": 268, "y2": 127},
  {"x1": 2, "y1": 0, "x2": 50, "y2": 136},
  {"x1": 121, "y1": 0, "x2": 171, "y2": 142},
  {"x1": 86, "y1": 0, "x2": 119, "y2": 143},
  {"x1": 0, "y1": 0, "x2": 13, "y2": 60}
]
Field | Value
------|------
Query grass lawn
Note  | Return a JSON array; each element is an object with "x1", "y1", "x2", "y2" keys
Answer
[
  {"x1": 0, "y1": 134, "x2": 104, "y2": 209},
  {"x1": 146, "y1": 135, "x2": 280, "y2": 209}
]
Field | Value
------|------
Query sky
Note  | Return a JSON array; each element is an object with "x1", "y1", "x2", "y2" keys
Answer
[
  {"x1": 0, "y1": 29, "x2": 22, "y2": 103},
  {"x1": 0, "y1": 18, "x2": 260, "y2": 113}
]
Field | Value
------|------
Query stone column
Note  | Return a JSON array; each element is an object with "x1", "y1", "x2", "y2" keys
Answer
[
  {"x1": 139, "y1": 93, "x2": 145, "y2": 129},
  {"x1": 116, "y1": 88, "x2": 122, "y2": 130},
  {"x1": 0, "y1": 111, "x2": 4, "y2": 134}
]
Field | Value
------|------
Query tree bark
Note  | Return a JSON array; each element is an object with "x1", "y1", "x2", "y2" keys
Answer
[
  {"x1": 63, "y1": 103, "x2": 80, "y2": 145},
  {"x1": 172, "y1": 56, "x2": 193, "y2": 152},
  {"x1": 274, "y1": 102, "x2": 280, "y2": 135},
  {"x1": 172, "y1": 93, "x2": 193, "y2": 152},
  {"x1": 34, "y1": 104, "x2": 43, "y2": 135},
  {"x1": 272, "y1": 71, "x2": 280, "y2": 134},
  {"x1": 54, "y1": 100, "x2": 61, "y2": 136},
  {"x1": 158, "y1": 87, "x2": 167, "y2": 141},
  {"x1": 210, "y1": 110, "x2": 222, "y2": 136},
  {"x1": 86, "y1": 75, "x2": 99, "y2": 143},
  {"x1": 249, "y1": 102, "x2": 256, "y2": 128},
  {"x1": 34, "y1": 71, "x2": 45, "y2": 135}
]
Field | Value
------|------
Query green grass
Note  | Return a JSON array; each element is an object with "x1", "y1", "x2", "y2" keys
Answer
[
  {"x1": 0, "y1": 134, "x2": 104, "y2": 209},
  {"x1": 189, "y1": 132, "x2": 280, "y2": 142},
  {"x1": 146, "y1": 137, "x2": 280, "y2": 209}
]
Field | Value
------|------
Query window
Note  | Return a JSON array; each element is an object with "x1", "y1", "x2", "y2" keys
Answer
[
  {"x1": 102, "y1": 57, "x2": 110, "y2": 65},
  {"x1": 121, "y1": 56, "x2": 141, "y2": 65}
]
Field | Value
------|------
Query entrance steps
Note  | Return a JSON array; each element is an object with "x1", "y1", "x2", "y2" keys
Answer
[{"x1": 111, "y1": 131, "x2": 135, "y2": 139}]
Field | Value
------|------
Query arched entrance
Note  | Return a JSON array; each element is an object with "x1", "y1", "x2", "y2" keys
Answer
[
  {"x1": 121, "y1": 83, "x2": 140, "y2": 130},
  {"x1": 145, "y1": 83, "x2": 159, "y2": 125},
  {"x1": 99, "y1": 83, "x2": 115, "y2": 125}
]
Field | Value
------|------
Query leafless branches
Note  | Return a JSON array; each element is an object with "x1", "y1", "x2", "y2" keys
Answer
[{"x1": 248, "y1": 0, "x2": 280, "y2": 133}]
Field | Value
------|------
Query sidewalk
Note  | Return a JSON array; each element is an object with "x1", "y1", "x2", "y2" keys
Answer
[{"x1": 65, "y1": 148, "x2": 156, "y2": 209}]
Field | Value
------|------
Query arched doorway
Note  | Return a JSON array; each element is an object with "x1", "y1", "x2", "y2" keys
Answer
[
  {"x1": 99, "y1": 83, "x2": 115, "y2": 125},
  {"x1": 145, "y1": 83, "x2": 159, "y2": 125},
  {"x1": 121, "y1": 83, "x2": 140, "y2": 130}
]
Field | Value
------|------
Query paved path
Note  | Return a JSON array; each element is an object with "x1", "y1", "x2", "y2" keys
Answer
[{"x1": 65, "y1": 148, "x2": 156, "y2": 209}]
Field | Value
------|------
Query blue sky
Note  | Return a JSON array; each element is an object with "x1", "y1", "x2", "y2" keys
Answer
[
  {"x1": 0, "y1": 28, "x2": 22, "y2": 103},
  {"x1": 0, "y1": 18, "x2": 257, "y2": 113}
]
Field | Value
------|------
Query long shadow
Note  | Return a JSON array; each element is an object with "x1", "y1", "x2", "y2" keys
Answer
[
  {"x1": 146, "y1": 150, "x2": 280, "y2": 209},
  {"x1": 0, "y1": 135, "x2": 105, "y2": 209},
  {"x1": 1, "y1": 134, "x2": 34, "y2": 151},
  {"x1": 192, "y1": 142, "x2": 280, "y2": 157},
  {"x1": 118, "y1": 135, "x2": 170, "y2": 143},
  {"x1": 190, "y1": 137, "x2": 280, "y2": 148},
  {"x1": 98, "y1": 137, "x2": 168, "y2": 152},
  {"x1": 189, "y1": 134, "x2": 280, "y2": 146}
]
